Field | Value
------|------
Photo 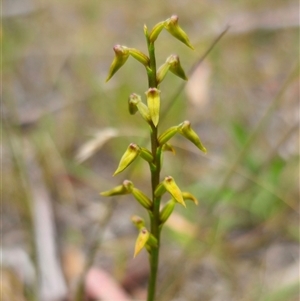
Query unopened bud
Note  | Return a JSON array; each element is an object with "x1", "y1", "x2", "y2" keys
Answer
[
  {"x1": 149, "y1": 21, "x2": 166, "y2": 43},
  {"x1": 128, "y1": 48, "x2": 150, "y2": 68},
  {"x1": 144, "y1": 24, "x2": 149, "y2": 39},
  {"x1": 158, "y1": 126, "x2": 178, "y2": 146},
  {"x1": 154, "y1": 181, "x2": 166, "y2": 197},
  {"x1": 160, "y1": 199, "x2": 176, "y2": 224},
  {"x1": 156, "y1": 62, "x2": 170, "y2": 85},
  {"x1": 131, "y1": 188, "x2": 152, "y2": 210},
  {"x1": 147, "y1": 234, "x2": 158, "y2": 248},
  {"x1": 139, "y1": 147, "x2": 154, "y2": 163}
]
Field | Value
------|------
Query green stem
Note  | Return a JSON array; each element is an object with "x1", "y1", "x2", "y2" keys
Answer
[{"x1": 147, "y1": 41, "x2": 161, "y2": 301}]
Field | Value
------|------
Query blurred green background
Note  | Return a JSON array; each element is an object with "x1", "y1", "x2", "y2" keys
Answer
[{"x1": 2, "y1": 0, "x2": 299, "y2": 300}]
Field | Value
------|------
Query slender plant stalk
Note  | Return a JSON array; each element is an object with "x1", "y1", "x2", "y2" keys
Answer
[
  {"x1": 101, "y1": 15, "x2": 206, "y2": 301},
  {"x1": 147, "y1": 40, "x2": 161, "y2": 300}
]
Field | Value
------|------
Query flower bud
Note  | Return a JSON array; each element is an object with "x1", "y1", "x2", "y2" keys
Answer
[
  {"x1": 166, "y1": 54, "x2": 188, "y2": 80},
  {"x1": 106, "y1": 45, "x2": 130, "y2": 82},
  {"x1": 160, "y1": 199, "x2": 176, "y2": 224},
  {"x1": 154, "y1": 181, "x2": 166, "y2": 197},
  {"x1": 139, "y1": 147, "x2": 154, "y2": 163},
  {"x1": 134, "y1": 227, "x2": 150, "y2": 258},
  {"x1": 182, "y1": 191, "x2": 198, "y2": 205},
  {"x1": 156, "y1": 62, "x2": 170, "y2": 85},
  {"x1": 100, "y1": 180, "x2": 133, "y2": 197},
  {"x1": 158, "y1": 126, "x2": 178, "y2": 146},
  {"x1": 145, "y1": 88, "x2": 161, "y2": 127},
  {"x1": 128, "y1": 48, "x2": 150, "y2": 68},
  {"x1": 131, "y1": 215, "x2": 145, "y2": 230},
  {"x1": 113, "y1": 143, "x2": 141, "y2": 176},
  {"x1": 163, "y1": 176, "x2": 186, "y2": 207},
  {"x1": 131, "y1": 188, "x2": 152, "y2": 210},
  {"x1": 178, "y1": 121, "x2": 207, "y2": 153},
  {"x1": 164, "y1": 15, "x2": 194, "y2": 50},
  {"x1": 144, "y1": 24, "x2": 149, "y2": 39},
  {"x1": 147, "y1": 234, "x2": 158, "y2": 248},
  {"x1": 149, "y1": 21, "x2": 166, "y2": 43}
]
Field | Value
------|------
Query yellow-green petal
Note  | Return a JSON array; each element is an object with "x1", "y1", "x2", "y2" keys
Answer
[
  {"x1": 145, "y1": 88, "x2": 161, "y2": 127},
  {"x1": 163, "y1": 176, "x2": 185, "y2": 207},
  {"x1": 113, "y1": 143, "x2": 140, "y2": 176},
  {"x1": 134, "y1": 228, "x2": 150, "y2": 258},
  {"x1": 182, "y1": 191, "x2": 198, "y2": 205}
]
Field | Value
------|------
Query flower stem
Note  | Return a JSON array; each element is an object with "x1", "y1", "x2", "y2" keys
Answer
[{"x1": 147, "y1": 40, "x2": 161, "y2": 301}]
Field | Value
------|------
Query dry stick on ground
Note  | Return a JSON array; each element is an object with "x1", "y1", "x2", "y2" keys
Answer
[
  {"x1": 4, "y1": 119, "x2": 68, "y2": 301},
  {"x1": 27, "y1": 152, "x2": 68, "y2": 301}
]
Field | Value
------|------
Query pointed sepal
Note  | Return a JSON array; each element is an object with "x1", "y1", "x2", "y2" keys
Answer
[
  {"x1": 106, "y1": 45, "x2": 130, "y2": 82},
  {"x1": 145, "y1": 88, "x2": 161, "y2": 127},
  {"x1": 164, "y1": 15, "x2": 194, "y2": 50},
  {"x1": 178, "y1": 121, "x2": 207, "y2": 153},
  {"x1": 113, "y1": 143, "x2": 140, "y2": 176},
  {"x1": 134, "y1": 227, "x2": 150, "y2": 258},
  {"x1": 166, "y1": 54, "x2": 188, "y2": 80},
  {"x1": 182, "y1": 191, "x2": 198, "y2": 205},
  {"x1": 163, "y1": 176, "x2": 186, "y2": 207},
  {"x1": 162, "y1": 143, "x2": 176, "y2": 154},
  {"x1": 100, "y1": 180, "x2": 133, "y2": 197},
  {"x1": 131, "y1": 188, "x2": 152, "y2": 210}
]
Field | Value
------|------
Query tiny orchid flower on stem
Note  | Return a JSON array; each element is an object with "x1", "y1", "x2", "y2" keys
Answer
[{"x1": 100, "y1": 16, "x2": 203, "y2": 301}]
